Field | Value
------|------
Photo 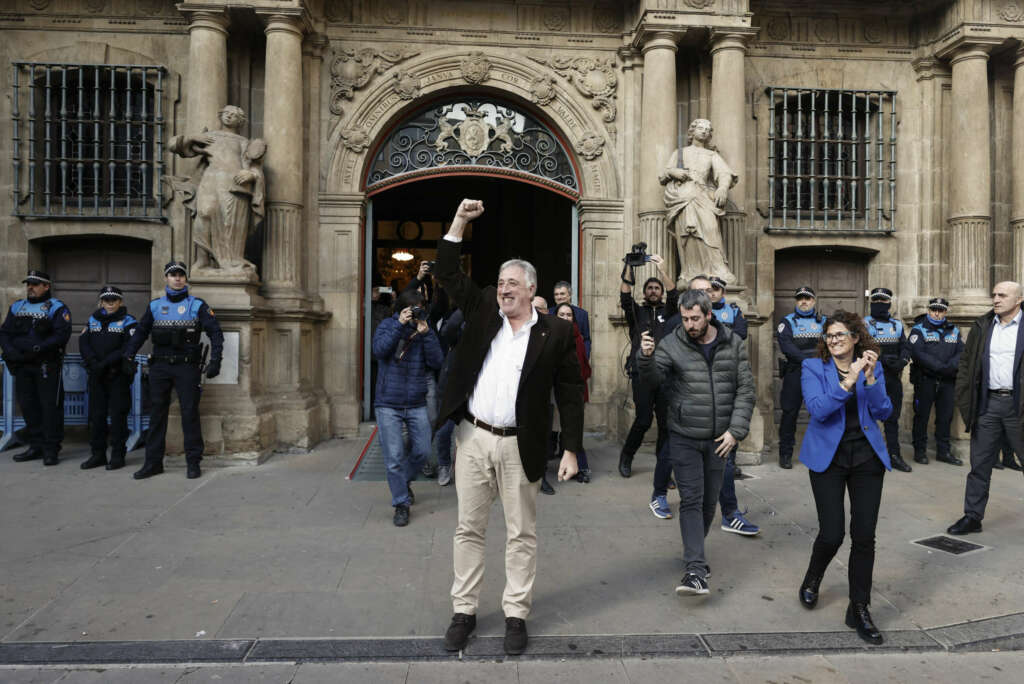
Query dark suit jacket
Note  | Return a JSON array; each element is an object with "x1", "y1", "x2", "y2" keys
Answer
[
  {"x1": 435, "y1": 238, "x2": 585, "y2": 482},
  {"x1": 570, "y1": 304, "x2": 591, "y2": 359}
]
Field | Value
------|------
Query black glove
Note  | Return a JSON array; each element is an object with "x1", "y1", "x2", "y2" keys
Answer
[
  {"x1": 205, "y1": 358, "x2": 221, "y2": 379},
  {"x1": 83, "y1": 358, "x2": 99, "y2": 373},
  {"x1": 121, "y1": 356, "x2": 136, "y2": 376},
  {"x1": 2, "y1": 349, "x2": 25, "y2": 364}
]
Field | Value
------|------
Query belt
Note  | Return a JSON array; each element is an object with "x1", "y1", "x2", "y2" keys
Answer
[
  {"x1": 464, "y1": 411, "x2": 518, "y2": 437},
  {"x1": 989, "y1": 388, "x2": 1013, "y2": 396},
  {"x1": 149, "y1": 353, "x2": 200, "y2": 365}
]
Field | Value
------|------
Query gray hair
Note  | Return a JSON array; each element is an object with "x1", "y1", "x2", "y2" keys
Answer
[
  {"x1": 499, "y1": 258, "x2": 537, "y2": 289},
  {"x1": 553, "y1": 280, "x2": 572, "y2": 293},
  {"x1": 679, "y1": 289, "x2": 712, "y2": 315}
]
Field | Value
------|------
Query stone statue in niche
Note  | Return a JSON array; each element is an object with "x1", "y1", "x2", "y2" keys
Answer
[
  {"x1": 660, "y1": 118, "x2": 737, "y2": 286},
  {"x1": 168, "y1": 105, "x2": 266, "y2": 275}
]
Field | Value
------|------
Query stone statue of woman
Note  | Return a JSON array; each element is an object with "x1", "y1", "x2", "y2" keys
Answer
[
  {"x1": 169, "y1": 105, "x2": 266, "y2": 275},
  {"x1": 660, "y1": 118, "x2": 737, "y2": 286}
]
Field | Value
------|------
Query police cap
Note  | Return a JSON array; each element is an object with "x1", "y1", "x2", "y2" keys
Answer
[
  {"x1": 22, "y1": 269, "x2": 51, "y2": 285},
  {"x1": 794, "y1": 286, "x2": 816, "y2": 299},
  {"x1": 928, "y1": 297, "x2": 950, "y2": 311},
  {"x1": 869, "y1": 287, "x2": 893, "y2": 302},
  {"x1": 164, "y1": 261, "x2": 188, "y2": 277},
  {"x1": 99, "y1": 284, "x2": 124, "y2": 300},
  {"x1": 709, "y1": 276, "x2": 728, "y2": 291}
]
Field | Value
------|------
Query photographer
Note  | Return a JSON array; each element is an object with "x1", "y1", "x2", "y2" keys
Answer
[
  {"x1": 619, "y1": 246, "x2": 678, "y2": 481},
  {"x1": 372, "y1": 289, "x2": 444, "y2": 527}
]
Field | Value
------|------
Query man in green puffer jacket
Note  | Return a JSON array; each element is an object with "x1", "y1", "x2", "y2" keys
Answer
[{"x1": 635, "y1": 289, "x2": 755, "y2": 597}]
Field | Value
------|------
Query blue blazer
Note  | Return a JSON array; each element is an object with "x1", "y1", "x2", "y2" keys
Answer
[{"x1": 798, "y1": 357, "x2": 894, "y2": 473}]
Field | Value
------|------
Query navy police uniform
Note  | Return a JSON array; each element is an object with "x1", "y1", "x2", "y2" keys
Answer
[
  {"x1": 864, "y1": 287, "x2": 912, "y2": 471},
  {"x1": 777, "y1": 286, "x2": 825, "y2": 468},
  {"x1": 0, "y1": 270, "x2": 72, "y2": 465},
  {"x1": 908, "y1": 298, "x2": 963, "y2": 464},
  {"x1": 79, "y1": 286, "x2": 137, "y2": 470},
  {"x1": 123, "y1": 262, "x2": 223, "y2": 478}
]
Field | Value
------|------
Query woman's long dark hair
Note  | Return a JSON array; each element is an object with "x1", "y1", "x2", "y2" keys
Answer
[
  {"x1": 816, "y1": 309, "x2": 880, "y2": 362},
  {"x1": 554, "y1": 302, "x2": 576, "y2": 323}
]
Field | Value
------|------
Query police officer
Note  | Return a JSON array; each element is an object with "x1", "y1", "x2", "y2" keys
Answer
[
  {"x1": 0, "y1": 270, "x2": 72, "y2": 465},
  {"x1": 123, "y1": 261, "x2": 223, "y2": 480},
  {"x1": 864, "y1": 287, "x2": 913, "y2": 472},
  {"x1": 777, "y1": 286, "x2": 825, "y2": 469},
  {"x1": 908, "y1": 297, "x2": 964, "y2": 466},
  {"x1": 707, "y1": 275, "x2": 748, "y2": 340},
  {"x1": 79, "y1": 286, "x2": 137, "y2": 471}
]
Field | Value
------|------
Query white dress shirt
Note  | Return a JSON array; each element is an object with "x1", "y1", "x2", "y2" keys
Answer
[{"x1": 988, "y1": 309, "x2": 1022, "y2": 390}]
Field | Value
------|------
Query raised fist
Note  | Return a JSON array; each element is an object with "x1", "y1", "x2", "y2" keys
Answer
[{"x1": 455, "y1": 199, "x2": 484, "y2": 221}]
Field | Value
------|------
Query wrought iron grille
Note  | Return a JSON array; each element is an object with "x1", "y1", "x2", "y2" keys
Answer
[
  {"x1": 767, "y1": 87, "x2": 896, "y2": 232},
  {"x1": 365, "y1": 100, "x2": 578, "y2": 197},
  {"x1": 11, "y1": 62, "x2": 166, "y2": 221}
]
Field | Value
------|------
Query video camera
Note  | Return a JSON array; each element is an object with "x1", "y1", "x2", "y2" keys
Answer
[
  {"x1": 623, "y1": 242, "x2": 651, "y2": 268},
  {"x1": 411, "y1": 305, "x2": 428, "y2": 321}
]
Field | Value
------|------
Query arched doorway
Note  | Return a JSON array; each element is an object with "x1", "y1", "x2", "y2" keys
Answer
[{"x1": 360, "y1": 97, "x2": 581, "y2": 419}]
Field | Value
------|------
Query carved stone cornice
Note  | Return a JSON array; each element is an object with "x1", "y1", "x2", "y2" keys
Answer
[
  {"x1": 528, "y1": 53, "x2": 618, "y2": 124},
  {"x1": 934, "y1": 34, "x2": 1005, "y2": 62},
  {"x1": 329, "y1": 46, "x2": 419, "y2": 116},
  {"x1": 633, "y1": 29, "x2": 683, "y2": 54},
  {"x1": 708, "y1": 27, "x2": 759, "y2": 54},
  {"x1": 911, "y1": 57, "x2": 949, "y2": 82}
]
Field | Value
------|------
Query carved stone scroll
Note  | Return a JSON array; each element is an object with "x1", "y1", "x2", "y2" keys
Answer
[
  {"x1": 529, "y1": 54, "x2": 618, "y2": 124},
  {"x1": 330, "y1": 47, "x2": 419, "y2": 116}
]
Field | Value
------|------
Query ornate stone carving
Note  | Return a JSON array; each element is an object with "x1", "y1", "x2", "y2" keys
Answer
[
  {"x1": 813, "y1": 17, "x2": 838, "y2": 43},
  {"x1": 380, "y1": 1, "x2": 408, "y2": 25},
  {"x1": 432, "y1": 106, "x2": 513, "y2": 158},
  {"x1": 330, "y1": 47, "x2": 419, "y2": 116},
  {"x1": 765, "y1": 16, "x2": 790, "y2": 41},
  {"x1": 392, "y1": 70, "x2": 421, "y2": 100},
  {"x1": 460, "y1": 52, "x2": 492, "y2": 85},
  {"x1": 29, "y1": 0, "x2": 51, "y2": 10},
  {"x1": 84, "y1": 0, "x2": 106, "y2": 13},
  {"x1": 326, "y1": 0, "x2": 352, "y2": 23},
  {"x1": 593, "y1": 5, "x2": 619, "y2": 33},
  {"x1": 529, "y1": 75, "x2": 557, "y2": 106},
  {"x1": 1000, "y1": 1, "x2": 1024, "y2": 22},
  {"x1": 340, "y1": 128, "x2": 370, "y2": 153},
  {"x1": 684, "y1": 0, "x2": 715, "y2": 8},
  {"x1": 543, "y1": 7, "x2": 569, "y2": 31},
  {"x1": 529, "y1": 54, "x2": 617, "y2": 123},
  {"x1": 135, "y1": 0, "x2": 166, "y2": 14},
  {"x1": 168, "y1": 106, "x2": 266, "y2": 275},
  {"x1": 575, "y1": 131, "x2": 605, "y2": 161},
  {"x1": 863, "y1": 18, "x2": 885, "y2": 43}
]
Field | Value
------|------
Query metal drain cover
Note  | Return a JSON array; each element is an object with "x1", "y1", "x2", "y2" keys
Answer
[{"x1": 912, "y1": 535, "x2": 985, "y2": 555}]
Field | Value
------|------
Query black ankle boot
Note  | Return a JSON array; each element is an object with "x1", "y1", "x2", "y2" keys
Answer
[
  {"x1": 890, "y1": 453, "x2": 912, "y2": 472},
  {"x1": 799, "y1": 572, "x2": 822, "y2": 609},
  {"x1": 80, "y1": 452, "x2": 107, "y2": 470},
  {"x1": 845, "y1": 602, "x2": 883, "y2": 645},
  {"x1": 618, "y1": 453, "x2": 632, "y2": 478}
]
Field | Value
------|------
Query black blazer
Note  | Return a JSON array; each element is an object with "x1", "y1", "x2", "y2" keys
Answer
[{"x1": 435, "y1": 238, "x2": 584, "y2": 482}]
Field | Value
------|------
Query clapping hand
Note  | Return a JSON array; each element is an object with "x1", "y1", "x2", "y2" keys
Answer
[{"x1": 861, "y1": 349, "x2": 879, "y2": 383}]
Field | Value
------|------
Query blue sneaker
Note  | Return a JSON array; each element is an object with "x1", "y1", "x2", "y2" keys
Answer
[
  {"x1": 722, "y1": 510, "x2": 760, "y2": 536},
  {"x1": 649, "y1": 495, "x2": 672, "y2": 519}
]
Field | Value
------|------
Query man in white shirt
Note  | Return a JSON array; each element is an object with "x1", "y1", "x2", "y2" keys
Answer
[{"x1": 949, "y1": 281, "x2": 1024, "y2": 534}]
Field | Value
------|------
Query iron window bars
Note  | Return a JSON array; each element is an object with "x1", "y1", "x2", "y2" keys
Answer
[
  {"x1": 767, "y1": 87, "x2": 896, "y2": 232},
  {"x1": 11, "y1": 62, "x2": 166, "y2": 221}
]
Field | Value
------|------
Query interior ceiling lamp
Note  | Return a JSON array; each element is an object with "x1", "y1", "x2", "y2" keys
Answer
[{"x1": 392, "y1": 250, "x2": 414, "y2": 262}]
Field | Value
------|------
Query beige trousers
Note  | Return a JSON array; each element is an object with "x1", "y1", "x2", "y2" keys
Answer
[{"x1": 451, "y1": 420, "x2": 540, "y2": 619}]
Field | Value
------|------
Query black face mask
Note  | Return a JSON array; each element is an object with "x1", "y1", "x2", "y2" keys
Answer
[{"x1": 870, "y1": 302, "x2": 891, "y2": 319}]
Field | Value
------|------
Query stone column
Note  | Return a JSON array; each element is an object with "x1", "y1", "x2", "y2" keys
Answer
[
  {"x1": 709, "y1": 31, "x2": 752, "y2": 289},
  {"x1": 261, "y1": 14, "x2": 306, "y2": 303},
  {"x1": 1013, "y1": 45, "x2": 1024, "y2": 281},
  {"x1": 185, "y1": 11, "x2": 229, "y2": 134},
  {"x1": 947, "y1": 45, "x2": 993, "y2": 302},
  {"x1": 638, "y1": 32, "x2": 679, "y2": 272}
]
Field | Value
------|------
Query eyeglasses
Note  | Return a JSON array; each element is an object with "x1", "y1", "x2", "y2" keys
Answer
[{"x1": 824, "y1": 332, "x2": 852, "y2": 341}]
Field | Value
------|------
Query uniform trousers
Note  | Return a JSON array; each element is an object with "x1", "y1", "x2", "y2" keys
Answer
[
  {"x1": 778, "y1": 369, "x2": 804, "y2": 459},
  {"x1": 964, "y1": 393, "x2": 1024, "y2": 521},
  {"x1": 14, "y1": 362, "x2": 64, "y2": 457},
  {"x1": 451, "y1": 421, "x2": 539, "y2": 620},
  {"x1": 881, "y1": 370, "x2": 903, "y2": 457},
  {"x1": 88, "y1": 370, "x2": 131, "y2": 456},
  {"x1": 145, "y1": 362, "x2": 203, "y2": 466},
  {"x1": 911, "y1": 377, "x2": 955, "y2": 457}
]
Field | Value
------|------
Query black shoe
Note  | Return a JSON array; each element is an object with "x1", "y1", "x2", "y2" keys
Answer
[
  {"x1": 779, "y1": 454, "x2": 793, "y2": 469},
  {"x1": 1002, "y1": 457, "x2": 1023, "y2": 471},
  {"x1": 504, "y1": 617, "x2": 528, "y2": 655},
  {"x1": 618, "y1": 453, "x2": 632, "y2": 478},
  {"x1": 734, "y1": 465, "x2": 743, "y2": 477},
  {"x1": 580, "y1": 468, "x2": 591, "y2": 483},
  {"x1": 42, "y1": 453, "x2": 59, "y2": 466},
  {"x1": 133, "y1": 463, "x2": 164, "y2": 480},
  {"x1": 674, "y1": 572, "x2": 710, "y2": 596},
  {"x1": 421, "y1": 462, "x2": 438, "y2": 479},
  {"x1": 890, "y1": 454, "x2": 912, "y2": 472},
  {"x1": 444, "y1": 612, "x2": 476, "y2": 651},
  {"x1": 393, "y1": 504, "x2": 410, "y2": 527},
  {"x1": 187, "y1": 464, "x2": 202, "y2": 479},
  {"x1": 106, "y1": 454, "x2": 125, "y2": 471},
  {"x1": 406, "y1": 482, "x2": 415, "y2": 505},
  {"x1": 845, "y1": 602, "x2": 883, "y2": 645},
  {"x1": 799, "y1": 572, "x2": 822, "y2": 609},
  {"x1": 12, "y1": 448, "x2": 42, "y2": 462},
  {"x1": 540, "y1": 477, "x2": 555, "y2": 495},
  {"x1": 913, "y1": 452, "x2": 929, "y2": 465},
  {"x1": 936, "y1": 453, "x2": 964, "y2": 466},
  {"x1": 81, "y1": 452, "x2": 107, "y2": 470},
  {"x1": 947, "y1": 515, "x2": 982, "y2": 535},
  {"x1": 667, "y1": 478, "x2": 676, "y2": 490},
  {"x1": 993, "y1": 460, "x2": 1005, "y2": 470}
]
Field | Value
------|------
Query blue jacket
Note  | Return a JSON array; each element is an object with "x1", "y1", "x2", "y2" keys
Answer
[
  {"x1": 372, "y1": 314, "x2": 443, "y2": 409},
  {"x1": 570, "y1": 304, "x2": 591, "y2": 359},
  {"x1": 798, "y1": 357, "x2": 894, "y2": 473}
]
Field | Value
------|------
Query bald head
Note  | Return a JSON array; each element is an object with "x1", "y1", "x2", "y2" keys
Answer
[{"x1": 992, "y1": 281, "x2": 1024, "y2": 321}]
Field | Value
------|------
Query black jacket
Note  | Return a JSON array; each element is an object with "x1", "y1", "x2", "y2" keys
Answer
[
  {"x1": 908, "y1": 314, "x2": 963, "y2": 383},
  {"x1": 80, "y1": 307, "x2": 138, "y2": 374},
  {"x1": 954, "y1": 309, "x2": 1024, "y2": 432},
  {"x1": 0, "y1": 292, "x2": 72, "y2": 366},
  {"x1": 621, "y1": 289, "x2": 679, "y2": 375},
  {"x1": 435, "y1": 238, "x2": 584, "y2": 482}
]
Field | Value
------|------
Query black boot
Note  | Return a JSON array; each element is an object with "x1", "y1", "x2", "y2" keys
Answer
[
  {"x1": 799, "y1": 572, "x2": 822, "y2": 609},
  {"x1": 913, "y1": 451, "x2": 929, "y2": 465},
  {"x1": 80, "y1": 451, "x2": 107, "y2": 470},
  {"x1": 106, "y1": 452, "x2": 126, "y2": 470},
  {"x1": 936, "y1": 452, "x2": 963, "y2": 466},
  {"x1": 540, "y1": 477, "x2": 555, "y2": 495},
  {"x1": 133, "y1": 462, "x2": 164, "y2": 480},
  {"x1": 845, "y1": 602, "x2": 883, "y2": 645},
  {"x1": 890, "y1": 453, "x2": 912, "y2": 472},
  {"x1": 42, "y1": 452, "x2": 59, "y2": 466},
  {"x1": 779, "y1": 453, "x2": 793, "y2": 469},
  {"x1": 1003, "y1": 455, "x2": 1023, "y2": 471},
  {"x1": 12, "y1": 448, "x2": 42, "y2": 462},
  {"x1": 618, "y1": 452, "x2": 632, "y2": 478}
]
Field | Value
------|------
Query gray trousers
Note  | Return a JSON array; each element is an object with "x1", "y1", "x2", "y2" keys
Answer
[
  {"x1": 668, "y1": 433, "x2": 726, "y2": 577},
  {"x1": 964, "y1": 393, "x2": 1024, "y2": 521}
]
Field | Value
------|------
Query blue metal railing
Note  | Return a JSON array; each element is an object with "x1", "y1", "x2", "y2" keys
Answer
[{"x1": 0, "y1": 353, "x2": 149, "y2": 452}]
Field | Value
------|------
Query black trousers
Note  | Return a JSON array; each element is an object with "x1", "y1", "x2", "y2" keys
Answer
[
  {"x1": 911, "y1": 377, "x2": 955, "y2": 456},
  {"x1": 964, "y1": 393, "x2": 1024, "y2": 521},
  {"x1": 806, "y1": 444, "x2": 886, "y2": 605},
  {"x1": 145, "y1": 362, "x2": 204, "y2": 466},
  {"x1": 622, "y1": 375, "x2": 668, "y2": 460},
  {"x1": 778, "y1": 369, "x2": 804, "y2": 458},
  {"x1": 881, "y1": 370, "x2": 903, "y2": 457},
  {"x1": 14, "y1": 363, "x2": 64, "y2": 457},
  {"x1": 88, "y1": 370, "x2": 132, "y2": 456}
]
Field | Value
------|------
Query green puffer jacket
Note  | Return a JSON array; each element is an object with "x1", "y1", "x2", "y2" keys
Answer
[{"x1": 635, "y1": 318, "x2": 755, "y2": 441}]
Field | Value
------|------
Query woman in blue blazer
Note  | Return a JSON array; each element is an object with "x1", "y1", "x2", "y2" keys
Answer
[{"x1": 797, "y1": 310, "x2": 893, "y2": 645}]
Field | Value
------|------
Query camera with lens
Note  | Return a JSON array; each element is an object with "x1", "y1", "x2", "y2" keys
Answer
[
  {"x1": 623, "y1": 242, "x2": 651, "y2": 268},
  {"x1": 425, "y1": 261, "x2": 436, "y2": 273},
  {"x1": 411, "y1": 305, "x2": 428, "y2": 321}
]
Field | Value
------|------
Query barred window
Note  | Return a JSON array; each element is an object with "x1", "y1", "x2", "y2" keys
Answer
[
  {"x1": 767, "y1": 88, "x2": 896, "y2": 232},
  {"x1": 11, "y1": 62, "x2": 166, "y2": 221}
]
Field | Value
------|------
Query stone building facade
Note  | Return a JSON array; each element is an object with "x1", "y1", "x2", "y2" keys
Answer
[{"x1": 2, "y1": 0, "x2": 1023, "y2": 462}]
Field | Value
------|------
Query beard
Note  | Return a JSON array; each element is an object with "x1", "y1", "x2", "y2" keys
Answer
[{"x1": 685, "y1": 321, "x2": 708, "y2": 340}]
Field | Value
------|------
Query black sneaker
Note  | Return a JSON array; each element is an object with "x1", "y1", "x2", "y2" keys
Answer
[
  {"x1": 422, "y1": 462, "x2": 438, "y2": 479},
  {"x1": 443, "y1": 612, "x2": 476, "y2": 651},
  {"x1": 675, "y1": 572, "x2": 709, "y2": 596},
  {"x1": 504, "y1": 617, "x2": 528, "y2": 655},
  {"x1": 393, "y1": 504, "x2": 410, "y2": 527}
]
